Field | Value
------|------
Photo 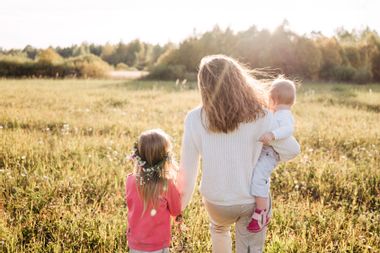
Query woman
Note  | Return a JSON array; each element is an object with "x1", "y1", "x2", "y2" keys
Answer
[{"x1": 178, "y1": 55, "x2": 300, "y2": 253}]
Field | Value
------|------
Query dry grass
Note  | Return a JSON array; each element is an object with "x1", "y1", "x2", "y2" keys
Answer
[{"x1": 0, "y1": 79, "x2": 379, "y2": 252}]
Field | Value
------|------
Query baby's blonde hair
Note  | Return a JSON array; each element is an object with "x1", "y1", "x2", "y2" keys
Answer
[{"x1": 269, "y1": 79, "x2": 296, "y2": 106}]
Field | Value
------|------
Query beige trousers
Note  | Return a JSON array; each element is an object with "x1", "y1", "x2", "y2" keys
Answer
[{"x1": 203, "y1": 198, "x2": 271, "y2": 253}]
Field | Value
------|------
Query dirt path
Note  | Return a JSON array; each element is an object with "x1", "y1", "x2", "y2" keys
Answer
[{"x1": 108, "y1": 70, "x2": 149, "y2": 79}]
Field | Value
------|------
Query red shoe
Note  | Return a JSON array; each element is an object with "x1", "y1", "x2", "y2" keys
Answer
[{"x1": 247, "y1": 209, "x2": 270, "y2": 233}]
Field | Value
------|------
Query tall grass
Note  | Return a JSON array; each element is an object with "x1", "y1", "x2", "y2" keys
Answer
[{"x1": 0, "y1": 79, "x2": 379, "y2": 252}]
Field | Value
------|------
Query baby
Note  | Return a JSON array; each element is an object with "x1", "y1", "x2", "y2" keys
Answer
[{"x1": 247, "y1": 78, "x2": 296, "y2": 233}]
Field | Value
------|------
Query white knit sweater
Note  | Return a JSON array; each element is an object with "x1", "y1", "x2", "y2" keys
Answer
[{"x1": 179, "y1": 107, "x2": 300, "y2": 208}]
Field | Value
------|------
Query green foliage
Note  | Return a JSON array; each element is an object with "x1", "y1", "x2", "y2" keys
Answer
[
  {"x1": 0, "y1": 54, "x2": 110, "y2": 78},
  {"x1": 343, "y1": 45, "x2": 361, "y2": 68},
  {"x1": 146, "y1": 64, "x2": 186, "y2": 80},
  {"x1": 102, "y1": 41, "x2": 140, "y2": 66},
  {"x1": 371, "y1": 45, "x2": 380, "y2": 82},
  {"x1": 318, "y1": 38, "x2": 344, "y2": 80},
  {"x1": 1, "y1": 25, "x2": 380, "y2": 83},
  {"x1": 56, "y1": 46, "x2": 76, "y2": 58},
  {"x1": 66, "y1": 55, "x2": 111, "y2": 78},
  {"x1": 115, "y1": 63, "x2": 129, "y2": 71},
  {"x1": 332, "y1": 65, "x2": 356, "y2": 82},
  {"x1": 37, "y1": 48, "x2": 63, "y2": 64},
  {"x1": 149, "y1": 25, "x2": 380, "y2": 84},
  {"x1": 266, "y1": 24, "x2": 297, "y2": 75},
  {"x1": 22, "y1": 45, "x2": 39, "y2": 60},
  {"x1": 353, "y1": 67, "x2": 373, "y2": 84},
  {"x1": 0, "y1": 54, "x2": 31, "y2": 63},
  {"x1": 294, "y1": 37, "x2": 322, "y2": 80},
  {"x1": 0, "y1": 80, "x2": 379, "y2": 252},
  {"x1": 100, "y1": 40, "x2": 160, "y2": 70}
]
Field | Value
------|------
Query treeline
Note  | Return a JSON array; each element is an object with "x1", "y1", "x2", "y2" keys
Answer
[
  {"x1": 151, "y1": 24, "x2": 380, "y2": 83},
  {"x1": 0, "y1": 40, "x2": 171, "y2": 78},
  {"x1": 1, "y1": 23, "x2": 380, "y2": 83}
]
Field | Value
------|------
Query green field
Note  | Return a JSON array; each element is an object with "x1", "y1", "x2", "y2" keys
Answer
[{"x1": 0, "y1": 79, "x2": 379, "y2": 252}]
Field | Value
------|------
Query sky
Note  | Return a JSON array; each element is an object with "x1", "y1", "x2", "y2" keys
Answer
[{"x1": 1, "y1": 0, "x2": 379, "y2": 49}]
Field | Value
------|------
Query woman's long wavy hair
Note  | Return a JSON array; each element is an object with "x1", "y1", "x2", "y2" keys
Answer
[{"x1": 198, "y1": 55, "x2": 268, "y2": 133}]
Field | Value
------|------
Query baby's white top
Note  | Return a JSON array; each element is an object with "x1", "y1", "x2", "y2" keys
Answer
[
  {"x1": 271, "y1": 109, "x2": 294, "y2": 140},
  {"x1": 178, "y1": 107, "x2": 300, "y2": 209}
]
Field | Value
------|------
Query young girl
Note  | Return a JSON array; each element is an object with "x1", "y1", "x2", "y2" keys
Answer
[
  {"x1": 247, "y1": 78, "x2": 297, "y2": 233},
  {"x1": 126, "y1": 129, "x2": 181, "y2": 253}
]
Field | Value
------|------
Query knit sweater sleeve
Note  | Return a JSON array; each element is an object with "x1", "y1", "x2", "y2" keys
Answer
[{"x1": 178, "y1": 111, "x2": 200, "y2": 210}]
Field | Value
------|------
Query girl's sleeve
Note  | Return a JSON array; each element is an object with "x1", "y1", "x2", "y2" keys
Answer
[
  {"x1": 166, "y1": 180, "x2": 182, "y2": 217},
  {"x1": 178, "y1": 112, "x2": 200, "y2": 210}
]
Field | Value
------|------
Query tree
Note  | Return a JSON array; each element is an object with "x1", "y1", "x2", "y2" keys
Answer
[
  {"x1": 266, "y1": 23, "x2": 297, "y2": 75},
  {"x1": 89, "y1": 44, "x2": 103, "y2": 56},
  {"x1": 371, "y1": 50, "x2": 380, "y2": 81},
  {"x1": 73, "y1": 43, "x2": 90, "y2": 57},
  {"x1": 56, "y1": 46, "x2": 75, "y2": 58},
  {"x1": 124, "y1": 40, "x2": 142, "y2": 67},
  {"x1": 317, "y1": 37, "x2": 344, "y2": 80},
  {"x1": 100, "y1": 43, "x2": 115, "y2": 63},
  {"x1": 38, "y1": 48, "x2": 63, "y2": 64},
  {"x1": 343, "y1": 45, "x2": 361, "y2": 68},
  {"x1": 22, "y1": 45, "x2": 38, "y2": 60},
  {"x1": 336, "y1": 27, "x2": 357, "y2": 43},
  {"x1": 294, "y1": 37, "x2": 322, "y2": 80},
  {"x1": 234, "y1": 26, "x2": 263, "y2": 67}
]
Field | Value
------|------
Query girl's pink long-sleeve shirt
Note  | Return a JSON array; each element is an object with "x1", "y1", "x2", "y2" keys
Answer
[{"x1": 125, "y1": 174, "x2": 181, "y2": 251}]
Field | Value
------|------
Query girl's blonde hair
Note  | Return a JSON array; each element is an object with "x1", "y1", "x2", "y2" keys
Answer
[
  {"x1": 198, "y1": 55, "x2": 268, "y2": 133},
  {"x1": 133, "y1": 129, "x2": 176, "y2": 211}
]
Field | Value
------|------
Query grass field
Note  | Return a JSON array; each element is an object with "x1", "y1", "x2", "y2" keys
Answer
[{"x1": 0, "y1": 79, "x2": 379, "y2": 253}]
